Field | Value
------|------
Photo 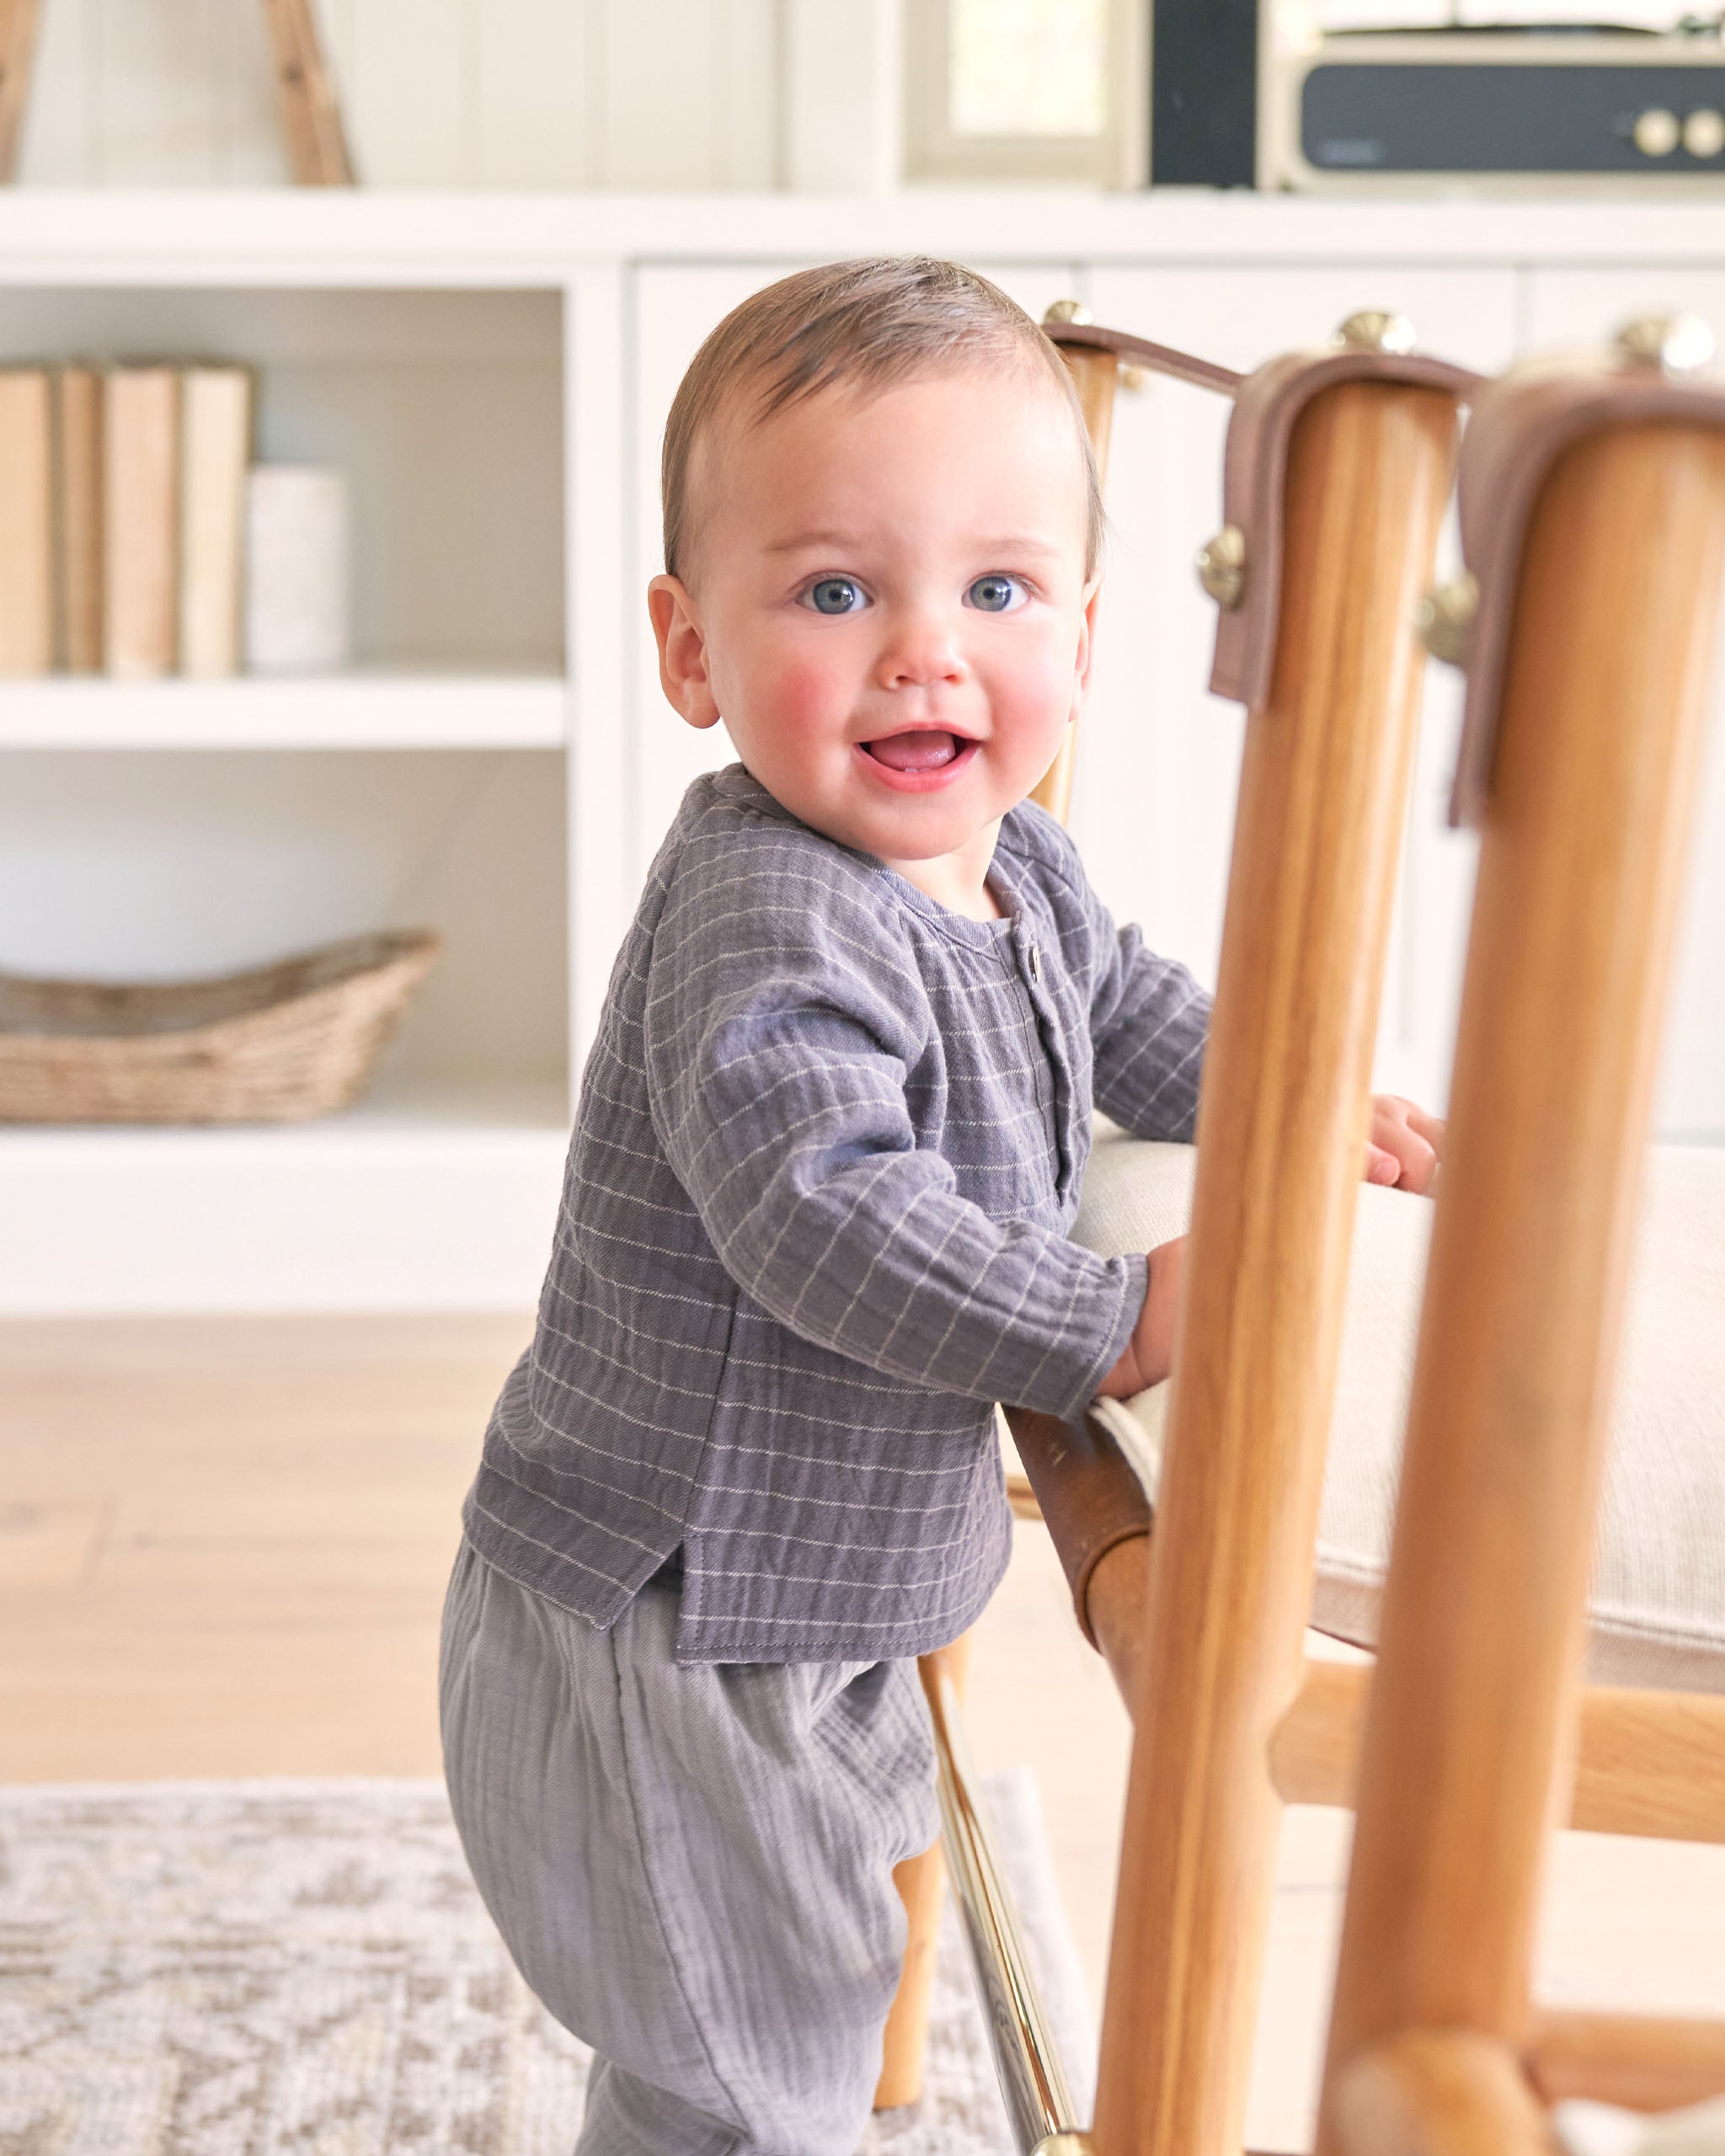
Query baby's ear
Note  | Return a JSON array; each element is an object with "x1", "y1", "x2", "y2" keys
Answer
[
  {"x1": 1071, "y1": 577, "x2": 1103, "y2": 712},
  {"x1": 649, "y1": 575, "x2": 723, "y2": 730}
]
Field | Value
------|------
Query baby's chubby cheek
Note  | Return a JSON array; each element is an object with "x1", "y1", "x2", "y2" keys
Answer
[
  {"x1": 746, "y1": 650, "x2": 855, "y2": 750},
  {"x1": 984, "y1": 646, "x2": 1076, "y2": 740}
]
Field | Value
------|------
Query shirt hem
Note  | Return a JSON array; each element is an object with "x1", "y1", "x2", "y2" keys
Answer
[
  {"x1": 670, "y1": 1508, "x2": 1015, "y2": 1667},
  {"x1": 462, "y1": 1478, "x2": 680, "y2": 1634}
]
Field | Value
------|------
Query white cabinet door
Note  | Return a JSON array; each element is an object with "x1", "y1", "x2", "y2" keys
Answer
[
  {"x1": 628, "y1": 260, "x2": 1081, "y2": 889},
  {"x1": 1083, "y1": 265, "x2": 1519, "y2": 1118},
  {"x1": 1525, "y1": 270, "x2": 1725, "y2": 1139}
]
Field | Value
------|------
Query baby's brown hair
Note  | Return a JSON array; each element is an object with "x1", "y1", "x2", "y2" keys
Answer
[{"x1": 661, "y1": 255, "x2": 1104, "y2": 585}]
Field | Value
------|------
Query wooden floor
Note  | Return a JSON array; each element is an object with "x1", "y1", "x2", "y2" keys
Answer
[{"x1": 4, "y1": 1313, "x2": 1721, "y2": 2150}]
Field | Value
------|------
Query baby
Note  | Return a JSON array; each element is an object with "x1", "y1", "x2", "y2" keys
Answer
[{"x1": 441, "y1": 256, "x2": 1441, "y2": 2156}]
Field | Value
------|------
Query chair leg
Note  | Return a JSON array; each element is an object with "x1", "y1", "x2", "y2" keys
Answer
[
  {"x1": 873, "y1": 1838, "x2": 948, "y2": 2108},
  {"x1": 874, "y1": 1631, "x2": 972, "y2": 2110}
]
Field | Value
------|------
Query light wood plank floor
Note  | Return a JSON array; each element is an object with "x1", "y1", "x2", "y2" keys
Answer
[{"x1": 3, "y1": 1314, "x2": 1720, "y2": 2151}]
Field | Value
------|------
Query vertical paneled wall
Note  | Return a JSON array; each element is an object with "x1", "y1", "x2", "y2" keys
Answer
[{"x1": 16, "y1": 0, "x2": 786, "y2": 188}]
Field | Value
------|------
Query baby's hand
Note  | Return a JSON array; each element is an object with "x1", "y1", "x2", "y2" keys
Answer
[
  {"x1": 1365, "y1": 1092, "x2": 1445, "y2": 1193},
  {"x1": 1092, "y1": 1106, "x2": 1440, "y2": 1406},
  {"x1": 1096, "y1": 1235, "x2": 1185, "y2": 1399}
]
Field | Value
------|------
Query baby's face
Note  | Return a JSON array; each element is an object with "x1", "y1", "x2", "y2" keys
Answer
[{"x1": 649, "y1": 363, "x2": 1097, "y2": 913}]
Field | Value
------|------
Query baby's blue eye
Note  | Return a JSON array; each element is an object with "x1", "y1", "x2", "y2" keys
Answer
[
  {"x1": 966, "y1": 574, "x2": 1027, "y2": 614},
  {"x1": 804, "y1": 577, "x2": 867, "y2": 615}
]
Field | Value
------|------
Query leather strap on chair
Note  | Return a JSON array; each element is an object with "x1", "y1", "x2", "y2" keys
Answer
[
  {"x1": 1046, "y1": 318, "x2": 1480, "y2": 718},
  {"x1": 1449, "y1": 354, "x2": 1725, "y2": 826},
  {"x1": 1210, "y1": 346, "x2": 1482, "y2": 712},
  {"x1": 1044, "y1": 319, "x2": 1245, "y2": 399},
  {"x1": 1003, "y1": 1403, "x2": 1151, "y2": 1651}
]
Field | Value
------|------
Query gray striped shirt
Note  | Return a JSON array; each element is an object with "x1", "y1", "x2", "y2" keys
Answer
[{"x1": 464, "y1": 764, "x2": 1208, "y2": 1662}]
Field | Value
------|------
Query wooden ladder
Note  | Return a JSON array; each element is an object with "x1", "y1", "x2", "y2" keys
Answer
[{"x1": 0, "y1": 0, "x2": 355, "y2": 184}]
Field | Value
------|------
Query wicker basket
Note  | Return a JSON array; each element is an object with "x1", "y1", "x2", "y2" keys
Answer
[{"x1": 0, "y1": 930, "x2": 441, "y2": 1124}]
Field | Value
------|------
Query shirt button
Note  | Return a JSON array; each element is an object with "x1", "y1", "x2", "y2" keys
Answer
[{"x1": 1028, "y1": 943, "x2": 1042, "y2": 983}]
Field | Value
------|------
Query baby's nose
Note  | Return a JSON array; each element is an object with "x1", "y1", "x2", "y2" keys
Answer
[{"x1": 875, "y1": 613, "x2": 967, "y2": 691}]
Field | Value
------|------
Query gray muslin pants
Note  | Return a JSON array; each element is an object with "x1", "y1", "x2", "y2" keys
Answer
[{"x1": 439, "y1": 1539, "x2": 940, "y2": 2156}]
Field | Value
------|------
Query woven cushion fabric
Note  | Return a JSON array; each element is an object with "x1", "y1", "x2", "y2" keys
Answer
[{"x1": 1072, "y1": 1126, "x2": 1725, "y2": 1694}]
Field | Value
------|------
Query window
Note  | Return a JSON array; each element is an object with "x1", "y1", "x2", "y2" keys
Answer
[{"x1": 905, "y1": 0, "x2": 1148, "y2": 184}]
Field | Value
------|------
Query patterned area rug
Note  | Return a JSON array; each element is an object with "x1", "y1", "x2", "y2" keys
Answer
[{"x1": 0, "y1": 1769, "x2": 1094, "y2": 2155}]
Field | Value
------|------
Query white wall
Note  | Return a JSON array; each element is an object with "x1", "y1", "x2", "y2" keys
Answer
[{"x1": 16, "y1": 0, "x2": 792, "y2": 189}]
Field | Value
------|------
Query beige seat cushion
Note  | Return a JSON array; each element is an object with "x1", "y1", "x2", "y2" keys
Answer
[{"x1": 1072, "y1": 1127, "x2": 1725, "y2": 1694}]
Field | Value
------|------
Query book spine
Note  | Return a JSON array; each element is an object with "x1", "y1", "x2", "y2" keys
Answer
[
  {"x1": 179, "y1": 366, "x2": 254, "y2": 679},
  {"x1": 104, "y1": 366, "x2": 180, "y2": 680},
  {"x1": 0, "y1": 369, "x2": 54, "y2": 675},
  {"x1": 54, "y1": 366, "x2": 104, "y2": 674}
]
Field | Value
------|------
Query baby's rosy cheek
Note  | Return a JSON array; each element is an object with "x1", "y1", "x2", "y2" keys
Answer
[
  {"x1": 989, "y1": 643, "x2": 1069, "y2": 718},
  {"x1": 766, "y1": 654, "x2": 846, "y2": 729}
]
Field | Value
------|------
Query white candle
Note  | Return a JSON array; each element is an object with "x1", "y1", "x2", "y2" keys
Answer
[{"x1": 245, "y1": 466, "x2": 351, "y2": 673}]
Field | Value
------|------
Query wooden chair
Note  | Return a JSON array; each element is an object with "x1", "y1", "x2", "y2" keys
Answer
[{"x1": 887, "y1": 306, "x2": 1725, "y2": 2154}]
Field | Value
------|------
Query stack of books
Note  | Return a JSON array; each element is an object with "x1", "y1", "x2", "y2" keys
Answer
[{"x1": 0, "y1": 362, "x2": 254, "y2": 680}]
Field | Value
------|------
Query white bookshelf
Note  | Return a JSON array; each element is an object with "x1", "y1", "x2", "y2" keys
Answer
[
  {"x1": 0, "y1": 216, "x2": 578, "y2": 1311},
  {"x1": 0, "y1": 1075, "x2": 569, "y2": 1312},
  {"x1": 1, "y1": 191, "x2": 1720, "y2": 1311},
  {"x1": 0, "y1": 673, "x2": 569, "y2": 750}
]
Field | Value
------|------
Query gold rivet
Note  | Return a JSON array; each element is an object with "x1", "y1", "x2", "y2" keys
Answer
[
  {"x1": 1616, "y1": 312, "x2": 1715, "y2": 375},
  {"x1": 1414, "y1": 572, "x2": 1479, "y2": 668},
  {"x1": 1195, "y1": 526, "x2": 1247, "y2": 611},
  {"x1": 1043, "y1": 299, "x2": 1092, "y2": 327},
  {"x1": 1119, "y1": 362, "x2": 1148, "y2": 392},
  {"x1": 1336, "y1": 309, "x2": 1417, "y2": 355}
]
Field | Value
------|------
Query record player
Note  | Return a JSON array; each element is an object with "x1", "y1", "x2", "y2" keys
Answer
[{"x1": 1261, "y1": 8, "x2": 1725, "y2": 189}]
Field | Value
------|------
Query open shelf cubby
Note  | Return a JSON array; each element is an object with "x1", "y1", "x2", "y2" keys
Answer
[{"x1": 0, "y1": 270, "x2": 574, "y2": 1308}]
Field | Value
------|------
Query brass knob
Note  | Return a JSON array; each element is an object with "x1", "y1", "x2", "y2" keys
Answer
[
  {"x1": 1196, "y1": 526, "x2": 1247, "y2": 611},
  {"x1": 1414, "y1": 572, "x2": 1479, "y2": 668},
  {"x1": 1043, "y1": 299, "x2": 1093, "y2": 327},
  {"x1": 1615, "y1": 312, "x2": 1715, "y2": 375},
  {"x1": 1336, "y1": 309, "x2": 1417, "y2": 355}
]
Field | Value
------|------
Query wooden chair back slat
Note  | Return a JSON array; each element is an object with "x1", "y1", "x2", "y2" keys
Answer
[
  {"x1": 1316, "y1": 416, "x2": 1725, "y2": 2152},
  {"x1": 1092, "y1": 377, "x2": 1458, "y2": 2156},
  {"x1": 1032, "y1": 335, "x2": 1124, "y2": 827}
]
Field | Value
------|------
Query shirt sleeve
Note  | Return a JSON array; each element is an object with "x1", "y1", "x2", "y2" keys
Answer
[
  {"x1": 1088, "y1": 909, "x2": 1211, "y2": 1143},
  {"x1": 642, "y1": 819, "x2": 1146, "y2": 1420}
]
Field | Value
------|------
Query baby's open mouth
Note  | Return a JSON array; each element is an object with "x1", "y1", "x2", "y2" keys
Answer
[{"x1": 862, "y1": 729, "x2": 970, "y2": 774}]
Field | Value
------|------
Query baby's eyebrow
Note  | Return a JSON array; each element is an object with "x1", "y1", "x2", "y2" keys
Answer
[
  {"x1": 764, "y1": 530, "x2": 857, "y2": 555},
  {"x1": 965, "y1": 536, "x2": 1067, "y2": 562},
  {"x1": 762, "y1": 530, "x2": 1070, "y2": 560}
]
